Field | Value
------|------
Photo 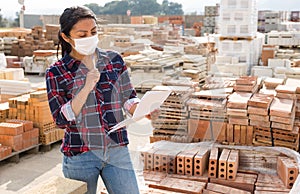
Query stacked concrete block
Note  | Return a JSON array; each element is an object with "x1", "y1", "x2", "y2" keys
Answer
[
  {"x1": 202, "y1": 5, "x2": 219, "y2": 36},
  {"x1": 265, "y1": 12, "x2": 281, "y2": 33},
  {"x1": 219, "y1": 0, "x2": 257, "y2": 37},
  {"x1": 266, "y1": 31, "x2": 300, "y2": 47},
  {"x1": 216, "y1": 0, "x2": 262, "y2": 75}
]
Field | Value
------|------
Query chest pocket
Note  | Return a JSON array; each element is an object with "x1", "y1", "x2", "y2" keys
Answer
[
  {"x1": 67, "y1": 70, "x2": 86, "y2": 99},
  {"x1": 98, "y1": 70, "x2": 120, "y2": 103}
]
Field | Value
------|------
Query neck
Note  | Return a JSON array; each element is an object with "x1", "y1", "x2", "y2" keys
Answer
[{"x1": 69, "y1": 50, "x2": 84, "y2": 61}]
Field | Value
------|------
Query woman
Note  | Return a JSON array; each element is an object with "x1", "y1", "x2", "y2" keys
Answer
[{"x1": 46, "y1": 6, "x2": 141, "y2": 194}]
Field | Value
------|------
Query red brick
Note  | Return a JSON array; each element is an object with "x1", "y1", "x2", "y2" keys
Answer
[
  {"x1": 30, "y1": 128, "x2": 39, "y2": 138},
  {"x1": 218, "y1": 149, "x2": 231, "y2": 180},
  {"x1": 0, "y1": 145, "x2": 12, "y2": 159},
  {"x1": 0, "y1": 122, "x2": 23, "y2": 135},
  {"x1": 208, "y1": 147, "x2": 219, "y2": 178},
  {"x1": 0, "y1": 134, "x2": 23, "y2": 151},
  {"x1": 5, "y1": 119, "x2": 34, "y2": 132}
]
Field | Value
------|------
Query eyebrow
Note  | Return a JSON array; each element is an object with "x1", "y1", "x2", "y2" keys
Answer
[{"x1": 75, "y1": 26, "x2": 97, "y2": 33}]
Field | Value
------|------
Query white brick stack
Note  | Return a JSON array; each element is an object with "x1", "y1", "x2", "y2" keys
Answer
[
  {"x1": 219, "y1": 0, "x2": 257, "y2": 37},
  {"x1": 267, "y1": 31, "x2": 300, "y2": 47},
  {"x1": 215, "y1": 0, "x2": 262, "y2": 76}
]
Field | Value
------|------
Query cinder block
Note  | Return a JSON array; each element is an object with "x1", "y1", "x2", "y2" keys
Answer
[
  {"x1": 153, "y1": 150, "x2": 165, "y2": 172},
  {"x1": 194, "y1": 147, "x2": 210, "y2": 176},
  {"x1": 227, "y1": 150, "x2": 239, "y2": 180},
  {"x1": 208, "y1": 147, "x2": 219, "y2": 178},
  {"x1": 166, "y1": 150, "x2": 179, "y2": 174},
  {"x1": 176, "y1": 151, "x2": 185, "y2": 175},
  {"x1": 277, "y1": 156, "x2": 299, "y2": 189},
  {"x1": 177, "y1": 148, "x2": 198, "y2": 175},
  {"x1": 145, "y1": 148, "x2": 157, "y2": 171},
  {"x1": 184, "y1": 150, "x2": 197, "y2": 176},
  {"x1": 218, "y1": 149, "x2": 231, "y2": 179}
]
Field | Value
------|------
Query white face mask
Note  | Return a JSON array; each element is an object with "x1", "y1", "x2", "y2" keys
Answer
[{"x1": 73, "y1": 35, "x2": 99, "y2": 55}]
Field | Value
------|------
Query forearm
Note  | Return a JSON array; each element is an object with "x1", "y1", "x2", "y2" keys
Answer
[
  {"x1": 71, "y1": 86, "x2": 91, "y2": 116},
  {"x1": 128, "y1": 102, "x2": 138, "y2": 116}
]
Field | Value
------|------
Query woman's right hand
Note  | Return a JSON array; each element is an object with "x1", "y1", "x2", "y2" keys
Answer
[{"x1": 84, "y1": 68, "x2": 100, "y2": 92}]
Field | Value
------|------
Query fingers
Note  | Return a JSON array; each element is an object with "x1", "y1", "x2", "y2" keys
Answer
[
  {"x1": 146, "y1": 109, "x2": 161, "y2": 120},
  {"x1": 85, "y1": 69, "x2": 100, "y2": 91}
]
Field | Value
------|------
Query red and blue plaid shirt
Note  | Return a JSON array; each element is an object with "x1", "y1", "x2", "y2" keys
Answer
[{"x1": 46, "y1": 49, "x2": 140, "y2": 156}]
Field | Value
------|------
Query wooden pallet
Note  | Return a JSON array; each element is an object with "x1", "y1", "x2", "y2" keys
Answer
[
  {"x1": 219, "y1": 36, "x2": 256, "y2": 41},
  {"x1": 253, "y1": 127, "x2": 299, "y2": 151},
  {"x1": 0, "y1": 144, "x2": 40, "y2": 163}
]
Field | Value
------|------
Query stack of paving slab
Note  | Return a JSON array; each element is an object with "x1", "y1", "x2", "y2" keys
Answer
[{"x1": 0, "y1": 68, "x2": 31, "y2": 103}]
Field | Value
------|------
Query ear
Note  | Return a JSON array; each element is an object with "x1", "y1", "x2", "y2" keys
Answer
[{"x1": 61, "y1": 32, "x2": 71, "y2": 44}]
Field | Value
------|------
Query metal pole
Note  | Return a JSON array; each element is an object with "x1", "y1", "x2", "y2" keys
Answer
[{"x1": 20, "y1": 8, "x2": 24, "y2": 28}]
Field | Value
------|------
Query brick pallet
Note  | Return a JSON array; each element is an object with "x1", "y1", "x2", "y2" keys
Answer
[
  {"x1": 151, "y1": 85, "x2": 192, "y2": 137},
  {"x1": 0, "y1": 144, "x2": 40, "y2": 163},
  {"x1": 139, "y1": 141, "x2": 300, "y2": 193}
]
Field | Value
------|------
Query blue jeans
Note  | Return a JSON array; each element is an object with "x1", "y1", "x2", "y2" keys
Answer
[{"x1": 62, "y1": 146, "x2": 140, "y2": 194}]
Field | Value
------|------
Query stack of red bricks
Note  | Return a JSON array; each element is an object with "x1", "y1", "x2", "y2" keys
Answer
[
  {"x1": 0, "y1": 119, "x2": 38, "y2": 155},
  {"x1": 7, "y1": 90, "x2": 64, "y2": 145},
  {"x1": 10, "y1": 26, "x2": 57, "y2": 57},
  {"x1": 140, "y1": 143, "x2": 299, "y2": 193}
]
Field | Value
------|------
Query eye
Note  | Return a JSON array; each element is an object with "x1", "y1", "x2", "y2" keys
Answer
[{"x1": 92, "y1": 31, "x2": 97, "y2": 35}]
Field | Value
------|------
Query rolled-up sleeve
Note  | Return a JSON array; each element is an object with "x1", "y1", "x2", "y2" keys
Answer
[
  {"x1": 46, "y1": 68, "x2": 72, "y2": 128},
  {"x1": 123, "y1": 97, "x2": 140, "y2": 116},
  {"x1": 61, "y1": 101, "x2": 76, "y2": 121}
]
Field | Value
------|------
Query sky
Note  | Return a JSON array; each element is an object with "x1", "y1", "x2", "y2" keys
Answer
[{"x1": 0, "y1": 0, "x2": 299, "y2": 19}]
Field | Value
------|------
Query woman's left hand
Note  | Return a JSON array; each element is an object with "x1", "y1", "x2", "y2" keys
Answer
[{"x1": 145, "y1": 109, "x2": 160, "y2": 120}]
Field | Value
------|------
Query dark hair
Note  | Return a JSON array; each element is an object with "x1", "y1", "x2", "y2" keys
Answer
[{"x1": 58, "y1": 6, "x2": 97, "y2": 57}]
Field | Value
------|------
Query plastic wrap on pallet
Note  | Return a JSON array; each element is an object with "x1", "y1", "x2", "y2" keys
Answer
[
  {"x1": 268, "y1": 58, "x2": 291, "y2": 69},
  {"x1": 266, "y1": 31, "x2": 300, "y2": 46},
  {"x1": 220, "y1": 0, "x2": 257, "y2": 10},
  {"x1": 219, "y1": 0, "x2": 258, "y2": 37},
  {"x1": 219, "y1": 10, "x2": 258, "y2": 25},
  {"x1": 251, "y1": 66, "x2": 273, "y2": 78},
  {"x1": 216, "y1": 37, "x2": 262, "y2": 66},
  {"x1": 218, "y1": 23, "x2": 258, "y2": 37},
  {"x1": 210, "y1": 62, "x2": 248, "y2": 76}
]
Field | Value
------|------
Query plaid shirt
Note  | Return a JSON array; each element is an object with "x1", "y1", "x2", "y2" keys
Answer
[{"x1": 46, "y1": 49, "x2": 140, "y2": 156}]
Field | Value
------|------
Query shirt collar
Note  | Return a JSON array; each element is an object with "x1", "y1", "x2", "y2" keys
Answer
[{"x1": 62, "y1": 53, "x2": 81, "y2": 72}]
